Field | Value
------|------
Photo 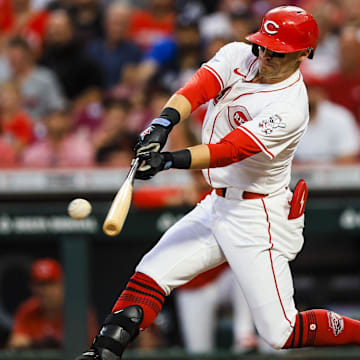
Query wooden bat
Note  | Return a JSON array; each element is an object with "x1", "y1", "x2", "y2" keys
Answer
[{"x1": 103, "y1": 157, "x2": 140, "y2": 236}]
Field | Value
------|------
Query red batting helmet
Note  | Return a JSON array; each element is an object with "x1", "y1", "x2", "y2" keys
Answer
[{"x1": 246, "y1": 6, "x2": 319, "y2": 59}]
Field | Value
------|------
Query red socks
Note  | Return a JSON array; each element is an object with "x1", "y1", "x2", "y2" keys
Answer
[
  {"x1": 284, "y1": 309, "x2": 360, "y2": 348},
  {"x1": 112, "y1": 272, "x2": 166, "y2": 330}
]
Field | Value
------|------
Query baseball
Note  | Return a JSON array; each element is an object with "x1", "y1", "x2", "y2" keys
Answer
[{"x1": 67, "y1": 198, "x2": 92, "y2": 220}]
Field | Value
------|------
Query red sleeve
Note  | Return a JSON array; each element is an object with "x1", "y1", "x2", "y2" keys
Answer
[
  {"x1": 207, "y1": 128, "x2": 262, "y2": 168},
  {"x1": 176, "y1": 67, "x2": 221, "y2": 111},
  {"x1": 11, "y1": 299, "x2": 37, "y2": 336}
]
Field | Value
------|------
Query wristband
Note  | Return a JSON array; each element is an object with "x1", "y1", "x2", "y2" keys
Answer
[
  {"x1": 151, "y1": 107, "x2": 181, "y2": 128},
  {"x1": 162, "y1": 149, "x2": 192, "y2": 169}
]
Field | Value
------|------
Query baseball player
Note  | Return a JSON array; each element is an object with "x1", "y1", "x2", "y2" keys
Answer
[{"x1": 77, "y1": 6, "x2": 360, "y2": 360}]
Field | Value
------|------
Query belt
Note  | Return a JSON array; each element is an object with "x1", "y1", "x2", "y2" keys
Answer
[{"x1": 214, "y1": 188, "x2": 268, "y2": 200}]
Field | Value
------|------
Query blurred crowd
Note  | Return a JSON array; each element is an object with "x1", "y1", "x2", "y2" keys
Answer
[{"x1": 0, "y1": 0, "x2": 359, "y2": 169}]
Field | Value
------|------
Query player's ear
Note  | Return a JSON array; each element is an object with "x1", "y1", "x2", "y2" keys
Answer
[
  {"x1": 251, "y1": 44, "x2": 259, "y2": 57},
  {"x1": 299, "y1": 49, "x2": 311, "y2": 61}
]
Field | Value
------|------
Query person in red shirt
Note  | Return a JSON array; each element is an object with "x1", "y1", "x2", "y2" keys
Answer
[
  {"x1": 128, "y1": 0, "x2": 175, "y2": 51},
  {"x1": 7, "y1": 258, "x2": 98, "y2": 349},
  {"x1": 0, "y1": 0, "x2": 49, "y2": 52},
  {"x1": 0, "y1": 80, "x2": 33, "y2": 156},
  {"x1": 316, "y1": 24, "x2": 360, "y2": 124}
]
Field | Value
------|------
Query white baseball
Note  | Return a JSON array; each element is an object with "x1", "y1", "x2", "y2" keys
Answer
[{"x1": 68, "y1": 198, "x2": 92, "y2": 220}]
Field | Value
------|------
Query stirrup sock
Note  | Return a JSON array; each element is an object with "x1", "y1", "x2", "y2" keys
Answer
[
  {"x1": 112, "y1": 272, "x2": 166, "y2": 330},
  {"x1": 284, "y1": 309, "x2": 360, "y2": 348}
]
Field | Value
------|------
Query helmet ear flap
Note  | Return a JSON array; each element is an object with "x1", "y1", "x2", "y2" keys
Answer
[{"x1": 251, "y1": 43, "x2": 259, "y2": 57}]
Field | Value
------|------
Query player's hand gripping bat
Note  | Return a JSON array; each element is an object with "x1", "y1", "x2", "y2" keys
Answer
[{"x1": 103, "y1": 157, "x2": 140, "y2": 236}]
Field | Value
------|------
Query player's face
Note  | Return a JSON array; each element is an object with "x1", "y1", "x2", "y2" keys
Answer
[
  {"x1": 32, "y1": 281, "x2": 64, "y2": 311},
  {"x1": 257, "y1": 46, "x2": 308, "y2": 83}
]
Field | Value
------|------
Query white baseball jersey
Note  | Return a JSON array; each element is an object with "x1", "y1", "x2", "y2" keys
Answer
[
  {"x1": 137, "y1": 42, "x2": 309, "y2": 350},
  {"x1": 201, "y1": 42, "x2": 309, "y2": 194}
]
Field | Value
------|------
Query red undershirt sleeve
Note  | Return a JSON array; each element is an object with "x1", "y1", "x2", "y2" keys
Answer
[
  {"x1": 207, "y1": 128, "x2": 262, "y2": 168},
  {"x1": 176, "y1": 67, "x2": 222, "y2": 111}
]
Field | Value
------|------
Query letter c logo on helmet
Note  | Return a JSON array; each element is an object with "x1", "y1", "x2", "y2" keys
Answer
[{"x1": 264, "y1": 20, "x2": 279, "y2": 35}]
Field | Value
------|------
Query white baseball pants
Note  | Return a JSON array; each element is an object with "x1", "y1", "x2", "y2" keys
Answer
[{"x1": 136, "y1": 188, "x2": 304, "y2": 349}]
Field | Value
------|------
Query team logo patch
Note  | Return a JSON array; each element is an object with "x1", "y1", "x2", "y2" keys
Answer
[
  {"x1": 227, "y1": 106, "x2": 252, "y2": 129},
  {"x1": 327, "y1": 311, "x2": 344, "y2": 336},
  {"x1": 259, "y1": 114, "x2": 286, "y2": 135},
  {"x1": 264, "y1": 20, "x2": 279, "y2": 35}
]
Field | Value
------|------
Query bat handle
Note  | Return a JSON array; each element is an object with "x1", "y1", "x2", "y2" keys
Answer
[{"x1": 127, "y1": 157, "x2": 140, "y2": 184}]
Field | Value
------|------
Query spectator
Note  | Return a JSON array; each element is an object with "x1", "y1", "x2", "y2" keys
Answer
[
  {"x1": 0, "y1": 0, "x2": 49, "y2": 52},
  {"x1": 0, "y1": 80, "x2": 33, "y2": 157},
  {"x1": 7, "y1": 258, "x2": 98, "y2": 349},
  {"x1": 295, "y1": 84, "x2": 360, "y2": 163},
  {"x1": 135, "y1": 20, "x2": 201, "y2": 90},
  {"x1": 199, "y1": 0, "x2": 249, "y2": 43},
  {"x1": 230, "y1": 9, "x2": 255, "y2": 43},
  {"x1": 46, "y1": 0, "x2": 72, "y2": 11},
  {"x1": 317, "y1": 24, "x2": 360, "y2": 123},
  {"x1": 68, "y1": 0, "x2": 103, "y2": 45},
  {"x1": 1, "y1": 37, "x2": 66, "y2": 126},
  {"x1": 93, "y1": 99, "x2": 137, "y2": 166},
  {"x1": 300, "y1": 1, "x2": 342, "y2": 81},
  {"x1": 22, "y1": 109, "x2": 94, "y2": 167},
  {"x1": 32, "y1": 0, "x2": 54, "y2": 10},
  {"x1": 40, "y1": 10, "x2": 103, "y2": 101},
  {"x1": 0, "y1": 138, "x2": 17, "y2": 166},
  {"x1": 72, "y1": 87, "x2": 104, "y2": 135},
  {"x1": 128, "y1": 0, "x2": 176, "y2": 51},
  {"x1": 86, "y1": 2, "x2": 142, "y2": 89},
  {"x1": 342, "y1": 0, "x2": 360, "y2": 25}
]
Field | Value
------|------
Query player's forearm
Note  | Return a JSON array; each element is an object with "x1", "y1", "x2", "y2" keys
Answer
[
  {"x1": 163, "y1": 94, "x2": 192, "y2": 122},
  {"x1": 188, "y1": 144, "x2": 210, "y2": 169}
]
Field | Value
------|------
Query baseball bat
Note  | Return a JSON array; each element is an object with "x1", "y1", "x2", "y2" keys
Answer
[{"x1": 103, "y1": 157, "x2": 140, "y2": 236}]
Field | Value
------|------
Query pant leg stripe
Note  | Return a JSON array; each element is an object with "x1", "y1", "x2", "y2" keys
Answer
[
  {"x1": 290, "y1": 317, "x2": 297, "y2": 348},
  {"x1": 261, "y1": 199, "x2": 293, "y2": 328}
]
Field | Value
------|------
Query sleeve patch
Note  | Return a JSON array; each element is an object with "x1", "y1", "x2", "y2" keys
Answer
[{"x1": 259, "y1": 114, "x2": 286, "y2": 135}]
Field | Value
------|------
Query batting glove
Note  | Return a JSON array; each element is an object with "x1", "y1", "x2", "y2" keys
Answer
[
  {"x1": 135, "y1": 149, "x2": 192, "y2": 180},
  {"x1": 135, "y1": 151, "x2": 172, "y2": 180},
  {"x1": 134, "y1": 107, "x2": 180, "y2": 155}
]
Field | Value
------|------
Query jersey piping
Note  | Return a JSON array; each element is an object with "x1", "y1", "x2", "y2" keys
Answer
[{"x1": 202, "y1": 64, "x2": 225, "y2": 89}]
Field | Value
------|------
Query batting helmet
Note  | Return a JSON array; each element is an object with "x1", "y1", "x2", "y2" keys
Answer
[{"x1": 246, "y1": 6, "x2": 319, "y2": 59}]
